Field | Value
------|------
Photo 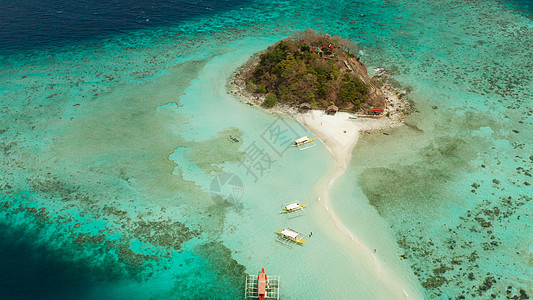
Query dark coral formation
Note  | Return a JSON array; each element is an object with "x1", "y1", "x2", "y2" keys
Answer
[
  {"x1": 131, "y1": 220, "x2": 199, "y2": 250},
  {"x1": 194, "y1": 241, "x2": 247, "y2": 297}
]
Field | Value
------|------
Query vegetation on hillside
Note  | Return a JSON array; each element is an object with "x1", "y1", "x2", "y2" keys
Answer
[{"x1": 244, "y1": 30, "x2": 384, "y2": 111}]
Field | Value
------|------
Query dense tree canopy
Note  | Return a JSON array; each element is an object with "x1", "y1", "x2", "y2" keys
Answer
[{"x1": 245, "y1": 30, "x2": 374, "y2": 111}]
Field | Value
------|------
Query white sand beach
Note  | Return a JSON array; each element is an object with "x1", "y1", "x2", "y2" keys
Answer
[{"x1": 293, "y1": 92, "x2": 420, "y2": 299}]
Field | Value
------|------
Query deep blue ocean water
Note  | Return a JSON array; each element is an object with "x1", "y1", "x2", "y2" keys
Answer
[
  {"x1": 504, "y1": 0, "x2": 533, "y2": 15},
  {"x1": 1, "y1": 0, "x2": 530, "y2": 54},
  {"x1": 0, "y1": 223, "x2": 108, "y2": 300},
  {"x1": 0, "y1": 0, "x2": 252, "y2": 54},
  {"x1": 1, "y1": 0, "x2": 531, "y2": 298}
]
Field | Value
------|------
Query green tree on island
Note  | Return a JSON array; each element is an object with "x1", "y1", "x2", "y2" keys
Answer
[{"x1": 243, "y1": 30, "x2": 385, "y2": 112}]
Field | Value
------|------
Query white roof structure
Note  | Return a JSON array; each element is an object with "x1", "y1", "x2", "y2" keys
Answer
[
  {"x1": 285, "y1": 202, "x2": 300, "y2": 211},
  {"x1": 294, "y1": 136, "x2": 309, "y2": 144},
  {"x1": 281, "y1": 229, "x2": 299, "y2": 239}
]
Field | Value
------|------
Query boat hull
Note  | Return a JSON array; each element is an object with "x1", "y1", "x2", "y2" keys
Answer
[{"x1": 258, "y1": 268, "x2": 267, "y2": 300}]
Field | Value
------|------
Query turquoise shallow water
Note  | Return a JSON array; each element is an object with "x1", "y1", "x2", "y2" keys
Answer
[{"x1": 1, "y1": 0, "x2": 532, "y2": 298}]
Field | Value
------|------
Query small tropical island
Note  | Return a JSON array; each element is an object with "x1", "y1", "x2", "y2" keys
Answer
[
  {"x1": 234, "y1": 30, "x2": 395, "y2": 115},
  {"x1": 232, "y1": 30, "x2": 409, "y2": 157},
  {"x1": 231, "y1": 30, "x2": 418, "y2": 299}
]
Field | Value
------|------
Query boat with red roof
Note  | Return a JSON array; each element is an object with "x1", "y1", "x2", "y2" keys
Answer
[{"x1": 258, "y1": 268, "x2": 267, "y2": 300}]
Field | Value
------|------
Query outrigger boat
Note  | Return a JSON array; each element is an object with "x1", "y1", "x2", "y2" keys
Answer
[
  {"x1": 229, "y1": 135, "x2": 240, "y2": 142},
  {"x1": 276, "y1": 228, "x2": 306, "y2": 246},
  {"x1": 281, "y1": 202, "x2": 308, "y2": 218},
  {"x1": 292, "y1": 136, "x2": 316, "y2": 147},
  {"x1": 258, "y1": 268, "x2": 267, "y2": 300},
  {"x1": 280, "y1": 202, "x2": 308, "y2": 213},
  {"x1": 244, "y1": 269, "x2": 280, "y2": 299}
]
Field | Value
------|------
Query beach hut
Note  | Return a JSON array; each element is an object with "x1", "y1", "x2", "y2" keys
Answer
[
  {"x1": 299, "y1": 102, "x2": 311, "y2": 113},
  {"x1": 326, "y1": 104, "x2": 338, "y2": 115}
]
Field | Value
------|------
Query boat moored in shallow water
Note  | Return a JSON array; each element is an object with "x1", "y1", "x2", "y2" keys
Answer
[
  {"x1": 244, "y1": 269, "x2": 280, "y2": 299},
  {"x1": 280, "y1": 202, "x2": 308, "y2": 218},
  {"x1": 276, "y1": 228, "x2": 306, "y2": 246},
  {"x1": 280, "y1": 202, "x2": 308, "y2": 213},
  {"x1": 292, "y1": 136, "x2": 316, "y2": 146},
  {"x1": 258, "y1": 268, "x2": 267, "y2": 300}
]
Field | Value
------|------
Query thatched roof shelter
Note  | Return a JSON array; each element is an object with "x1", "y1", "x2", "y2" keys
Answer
[
  {"x1": 299, "y1": 102, "x2": 311, "y2": 110},
  {"x1": 326, "y1": 104, "x2": 338, "y2": 115}
]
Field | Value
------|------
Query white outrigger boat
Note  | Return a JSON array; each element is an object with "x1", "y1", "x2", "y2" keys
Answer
[
  {"x1": 280, "y1": 202, "x2": 308, "y2": 218},
  {"x1": 280, "y1": 202, "x2": 308, "y2": 213},
  {"x1": 292, "y1": 136, "x2": 317, "y2": 151},
  {"x1": 276, "y1": 228, "x2": 306, "y2": 247},
  {"x1": 292, "y1": 136, "x2": 316, "y2": 146}
]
